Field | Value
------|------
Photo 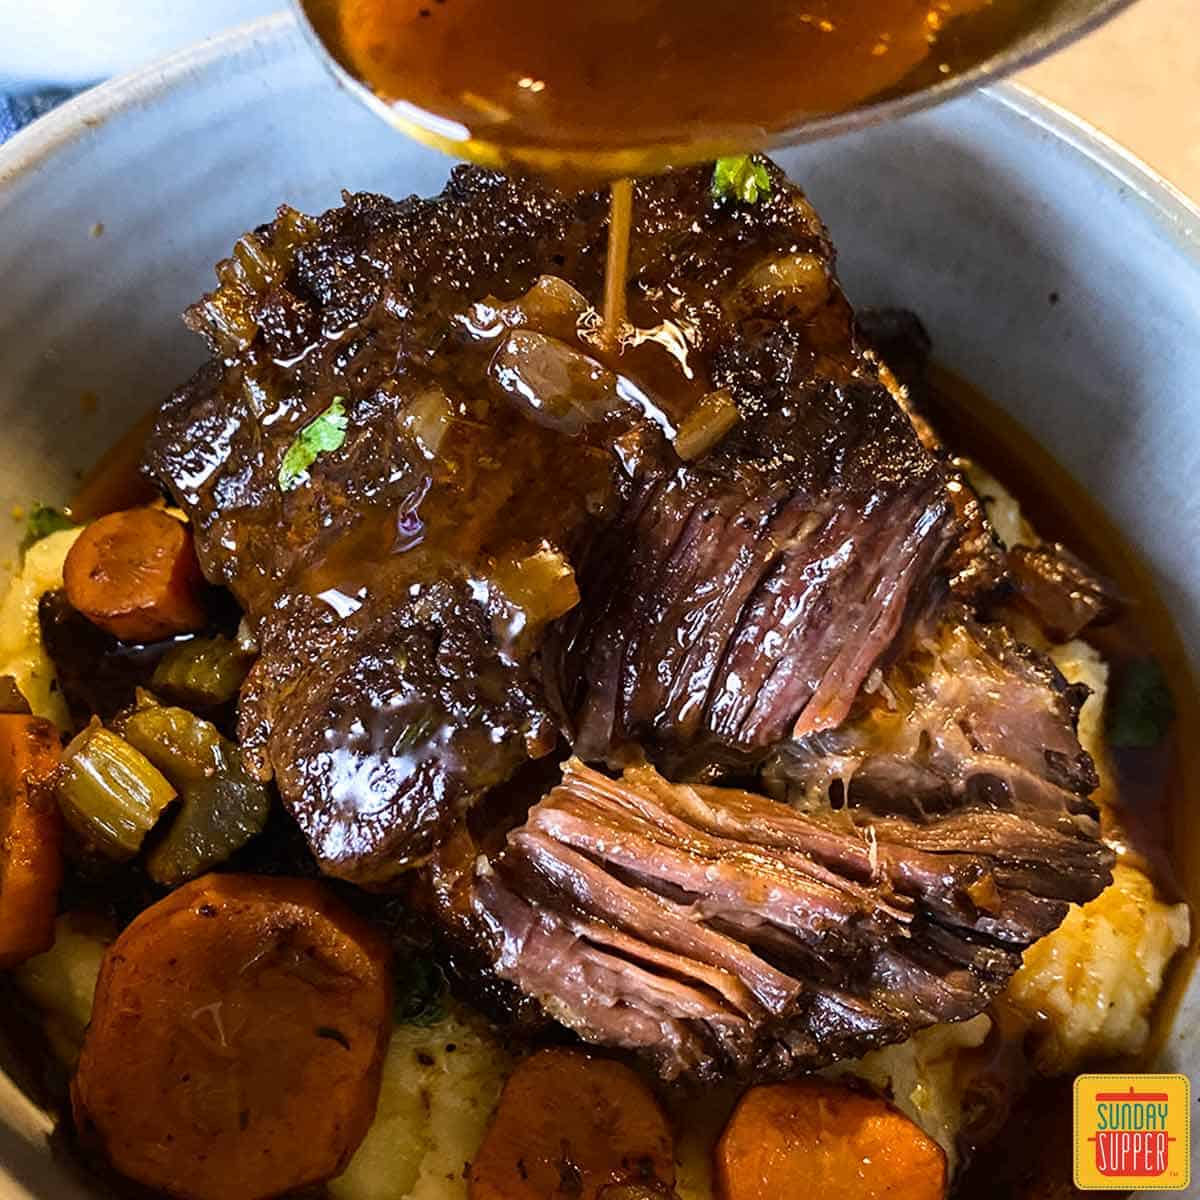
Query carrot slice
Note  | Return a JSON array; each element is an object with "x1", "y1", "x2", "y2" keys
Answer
[
  {"x1": 715, "y1": 1078, "x2": 947, "y2": 1200},
  {"x1": 468, "y1": 1048, "x2": 676, "y2": 1200},
  {"x1": 71, "y1": 874, "x2": 393, "y2": 1200},
  {"x1": 0, "y1": 714, "x2": 62, "y2": 969},
  {"x1": 63, "y1": 507, "x2": 207, "y2": 642}
]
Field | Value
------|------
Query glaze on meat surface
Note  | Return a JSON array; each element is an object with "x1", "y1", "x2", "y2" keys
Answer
[
  {"x1": 148, "y1": 163, "x2": 962, "y2": 878},
  {"x1": 146, "y1": 162, "x2": 1112, "y2": 1075}
]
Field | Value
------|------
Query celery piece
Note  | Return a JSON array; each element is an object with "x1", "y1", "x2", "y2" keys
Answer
[
  {"x1": 122, "y1": 701, "x2": 225, "y2": 784},
  {"x1": 120, "y1": 700, "x2": 271, "y2": 885},
  {"x1": 57, "y1": 723, "x2": 176, "y2": 859},
  {"x1": 150, "y1": 636, "x2": 253, "y2": 709},
  {"x1": 144, "y1": 752, "x2": 271, "y2": 887}
]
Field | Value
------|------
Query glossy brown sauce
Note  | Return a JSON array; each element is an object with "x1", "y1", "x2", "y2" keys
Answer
[
  {"x1": 602, "y1": 179, "x2": 634, "y2": 343},
  {"x1": 270, "y1": 267, "x2": 724, "y2": 622},
  {"x1": 301, "y1": 0, "x2": 1050, "y2": 175}
]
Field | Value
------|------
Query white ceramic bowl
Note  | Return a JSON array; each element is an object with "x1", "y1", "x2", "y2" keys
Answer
[
  {"x1": 0, "y1": 12, "x2": 1197, "y2": 1197},
  {"x1": 0, "y1": 0, "x2": 283, "y2": 87}
]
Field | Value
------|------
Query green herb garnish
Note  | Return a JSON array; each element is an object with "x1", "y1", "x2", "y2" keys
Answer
[
  {"x1": 394, "y1": 705, "x2": 443, "y2": 753},
  {"x1": 1107, "y1": 657, "x2": 1176, "y2": 748},
  {"x1": 712, "y1": 155, "x2": 772, "y2": 204},
  {"x1": 20, "y1": 504, "x2": 75, "y2": 553},
  {"x1": 394, "y1": 955, "x2": 447, "y2": 1027},
  {"x1": 278, "y1": 396, "x2": 349, "y2": 491}
]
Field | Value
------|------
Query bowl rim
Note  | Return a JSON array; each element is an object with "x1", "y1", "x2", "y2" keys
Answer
[
  {"x1": 0, "y1": 11, "x2": 1198, "y2": 1196},
  {"x1": 1, "y1": 9, "x2": 1198, "y2": 249}
]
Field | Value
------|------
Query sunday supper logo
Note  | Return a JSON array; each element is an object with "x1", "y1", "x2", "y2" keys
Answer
[{"x1": 1074, "y1": 1075, "x2": 1191, "y2": 1190}]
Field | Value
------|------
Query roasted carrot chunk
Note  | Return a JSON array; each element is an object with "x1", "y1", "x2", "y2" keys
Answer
[
  {"x1": 63, "y1": 507, "x2": 206, "y2": 642},
  {"x1": 715, "y1": 1079, "x2": 947, "y2": 1200},
  {"x1": 0, "y1": 714, "x2": 62, "y2": 969},
  {"x1": 468, "y1": 1048, "x2": 676, "y2": 1200},
  {"x1": 71, "y1": 874, "x2": 393, "y2": 1200}
]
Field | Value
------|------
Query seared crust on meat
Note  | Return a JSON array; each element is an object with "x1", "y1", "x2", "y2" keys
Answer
[
  {"x1": 147, "y1": 164, "x2": 969, "y2": 879},
  {"x1": 146, "y1": 162, "x2": 1110, "y2": 1079}
]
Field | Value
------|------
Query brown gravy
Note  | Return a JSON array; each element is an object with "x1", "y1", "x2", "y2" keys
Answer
[
  {"x1": 301, "y1": 0, "x2": 1049, "y2": 175},
  {"x1": 602, "y1": 179, "x2": 634, "y2": 344},
  {"x1": 926, "y1": 365, "x2": 1199, "y2": 1055}
]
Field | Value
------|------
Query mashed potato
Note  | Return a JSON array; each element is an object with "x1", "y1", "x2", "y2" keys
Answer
[
  {"x1": 957, "y1": 459, "x2": 1035, "y2": 552},
  {"x1": 13, "y1": 915, "x2": 110, "y2": 1067},
  {"x1": 1004, "y1": 864, "x2": 1190, "y2": 1074},
  {"x1": 1050, "y1": 638, "x2": 1108, "y2": 775},
  {"x1": 330, "y1": 1005, "x2": 512, "y2": 1200},
  {"x1": 0, "y1": 527, "x2": 80, "y2": 728}
]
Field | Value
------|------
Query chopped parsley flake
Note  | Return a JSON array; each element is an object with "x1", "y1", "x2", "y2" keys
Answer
[
  {"x1": 394, "y1": 955, "x2": 448, "y2": 1027},
  {"x1": 278, "y1": 396, "x2": 349, "y2": 491},
  {"x1": 712, "y1": 155, "x2": 772, "y2": 205},
  {"x1": 1107, "y1": 656, "x2": 1176, "y2": 748},
  {"x1": 21, "y1": 504, "x2": 75, "y2": 553}
]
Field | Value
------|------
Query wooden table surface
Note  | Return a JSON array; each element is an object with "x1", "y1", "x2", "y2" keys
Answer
[{"x1": 1018, "y1": 0, "x2": 1199, "y2": 201}]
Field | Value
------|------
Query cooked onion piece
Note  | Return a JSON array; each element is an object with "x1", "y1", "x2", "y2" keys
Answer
[
  {"x1": 488, "y1": 543, "x2": 580, "y2": 636},
  {"x1": 489, "y1": 330, "x2": 619, "y2": 434},
  {"x1": 467, "y1": 275, "x2": 592, "y2": 342},
  {"x1": 674, "y1": 388, "x2": 740, "y2": 461},
  {"x1": 737, "y1": 252, "x2": 830, "y2": 318}
]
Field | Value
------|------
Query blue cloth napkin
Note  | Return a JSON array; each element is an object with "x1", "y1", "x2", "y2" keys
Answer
[{"x1": 0, "y1": 86, "x2": 83, "y2": 143}]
